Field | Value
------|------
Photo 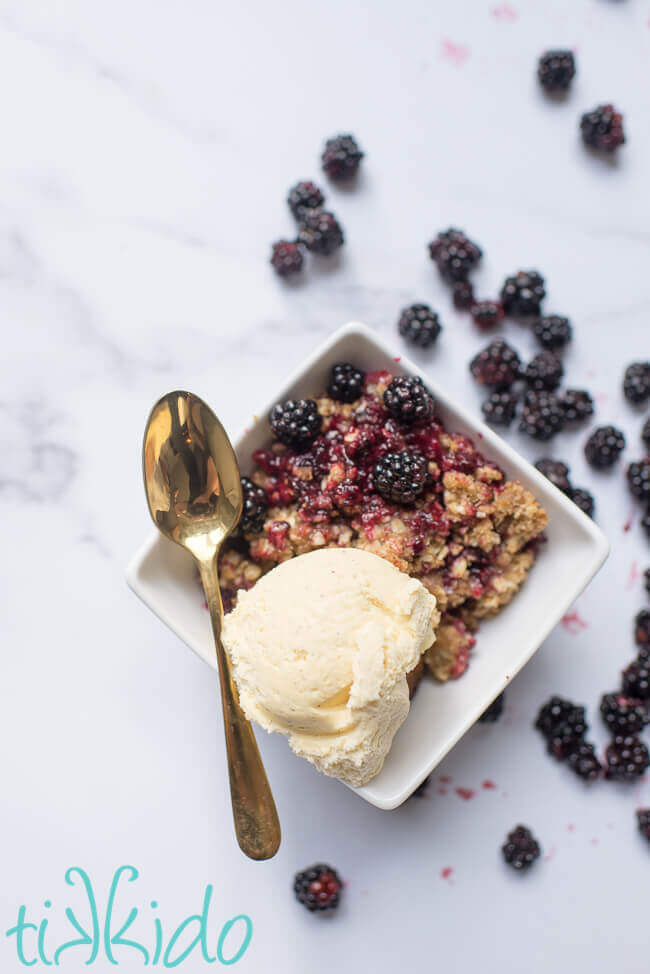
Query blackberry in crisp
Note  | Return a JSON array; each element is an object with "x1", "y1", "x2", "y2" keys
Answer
[
  {"x1": 298, "y1": 210, "x2": 344, "y2": 255},
  {"x1": 384, "y1": 375, "x2": 435, "y2": 425},
  {"x1": 622, "y1": 660, "x2": 650, "y2": 700},
  {"x1": 600, "y1": 693, "x2": 648, "y2": 736},
  {"x1": 270, "y1": 240, "x2": 304, "y2": 277},
  {"x1": 482, "y1": 391, "x2": 518, "y2": 427},
  {"x1": 627, "y1": 459, "x2": 650, "y2": 502},
  {"x1": 636, "y1": 610, "x2": 650, "y2": 649},
  {"x1": 471, "y1": 300, "x2": 504, "y2": 330},
  {"x1": 372, "y1": 450, "x2": 429, "y2": 505},
  {"x1": 534, "y1": 458, "x2": 571, "y2": 494},
  {"x1": 524, "y1": 351, "x2": 564, "y2": 392},
  {"x1": 321, "y1": 134, "x2": 363, "y2": 180},
  {"x1": 642, "y1": 418, "x2": 650, "y2": 451},
  {"x1": 637, "y1": 809, "x2": 650, "y2": 842},
  {"x1": 623, "y1": 363, "x2": 650, "y2": 406},
  {"x1": 537, "y1": 50, "x2": 576, "y2": 92},
  {"x1": 479, "y1": 691, "x2": 505, "y2": 723},
  {"x1": 328, "y1": 363, "x2": 365, "y2": 403},
  {"x1": 470, "y1": 340, "x2": 522, "y2": 388},
  {"x1": 533, "y1": 315, "x2": 572, "y2": 351},
  {"x1": 584, "y1": 425, "x2": 625, "y2": 468},
  {"x1": 566, "y1": 740, "x2": 602, "y2": 782},
  {"x1": 535, "y1": 696, "x2": 586, "y2": 740},
  {"x1": 428, "y1": 228, "x2": 482, "y2": 282},
  {"x1": 502, "y1": 826, "x2": 541, "y2": 871},
  {"x1": 293, "y1": 864, "x2": 342, "y2": 912},
  {"x1": 605, "y1": 735, "x2": 649, "y2": 781},
  {"x1": 519, "y1": 391, "x2": 565, "y2": 441},
  {"x1": 270, "y1": 399, "x2": 322, "y2": 449},
  {"x1": 239, "y1": 477, "x2": 268, "y2": 534},
  {"x1": 580, "y1": 104, "x2": 625, "y2": 153},
  {"x1": 452, "y1": 280, "x2": 474, "y2": 310},
  {"x1": 398, "y1": 304, "x2": 442, "y2": 348},
  {"x1": 570, "y1": 488, "x2": 595, "y2": 519},
  {"x1": 500, "y1": 270, "x2": 546, "y2": 317},
  {"x1": 561, "y1": 389, "x2": 594, "y2": 425},
  {"x1": 287, "y1": 180, "x2": 326, "y2": 220}
]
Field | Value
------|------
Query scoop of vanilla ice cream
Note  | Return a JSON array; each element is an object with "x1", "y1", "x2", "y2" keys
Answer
[{"x1": 221, "y1": 547, "x2": 439, "y2": 787}]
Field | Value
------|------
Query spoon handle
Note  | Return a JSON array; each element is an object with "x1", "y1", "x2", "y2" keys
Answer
[{"x1": 198, "y1": 557, "x2": 281, "y2": 861}]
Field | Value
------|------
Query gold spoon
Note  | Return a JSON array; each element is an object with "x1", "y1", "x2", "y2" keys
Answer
[{"x1": 142, "y1": 390, "x2": 281, "y2": 861}]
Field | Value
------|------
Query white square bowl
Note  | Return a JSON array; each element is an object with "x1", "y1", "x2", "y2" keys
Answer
[{"x1": 127, "y1": 322, "x2": 609, "y2": 810}]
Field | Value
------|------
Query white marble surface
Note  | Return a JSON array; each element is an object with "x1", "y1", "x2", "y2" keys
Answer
[{"x1": 1, "y1": 0, "x2": 649, "y2": 970}]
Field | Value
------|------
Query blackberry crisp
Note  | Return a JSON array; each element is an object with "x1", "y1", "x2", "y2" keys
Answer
[
  {"x1": 500, "y1": 271, "x2": 546, "y2": 317},
  {"x1": 533, "y1": 315, "x2": 572, "y2": 351},
  {"x1": 470, "y1": 340, "x2": 522, "y2": 388},
  {"x1": 584, "y1": 426, "x2": 625, "y2": 468},
  {"x1": 502, "y1": 826, "x2": 541, "y2": 871},
  {"x1": 384, "y1": 375, "x2": 434, "y2": 425},
  {"x1": 428, "y1": 228, "x2": 482, "y2": 282},
  {"x1": 398, "y1": 304, "x2": 442, "y2": 348}
]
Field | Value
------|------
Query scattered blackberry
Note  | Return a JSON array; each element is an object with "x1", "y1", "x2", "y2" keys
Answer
[
  {"x1": 546, "y1": 716, "x2": 589, "y2": 761},
  {"x1": 384, "y1": 375, "x2": 435, "y2": 425},
  {"x1": 627, "y1": 459, "x2": 650, "y2": 502},
  {"x1": 524, "y1": 351, "x2": 564, "y2": 392},
  {"x1": 561, "y1": 389, "x2": 594, "y2": 425},
  {"x1": 398, "y1": 304, "x2": 442, "y2": 348},
  {"x1": 642, "y1": 418, "x2": 650, "y2": 451},
  {"x1": 534, "y1": 458, "x2": 571, "y2": 494},
  {"x1": 580, "y1": 104, "x2": 625, "y2": 153},
  {"x1": 584, "y1": 425, "x2": 625, "y2": 468},
  {"x1": 566, "y1": 740, "x2": 602, "y2": 782},
  {"x1": 321, "y1": 134, "x2": 363, "y2": 180},
  {"x1": 482, "y1": 391, "x2": 518, "y2": 427},
  {"x1": 636, "y1": 610, "x2": 650, "y2": 649},
  {"x1": 502, "y1": 826, "x2": 541, "y2": 871},
  {"x1": 535, "y1": 696, "x2": 586, "y2": 740},
  {"x1": 600, "y1": 693, "x2": 648, "y2": 736},
  {"x1": 269, "y1": 399, "x2": 322, "y2": 449},
  {"x1": 471, "y1": 300, "x2": 504, "y2": 330},
  {"x1": 605, "y1": 735, "x2": 649, "y2": 781},
  {"x1": 645, "y1": 567, "x2": 650, "y2": 596},
  {"x1": 412, "y1": 774, "x2": 432, "y2": 798},
  {"x1": 519, "y1": 391, "x2": 565, "y2": 440},
  {"x1": 293, "y1": 864, "x2": 342, "y2": 912},
  {"x1": 622, "y1": 660, "x2": 650, "y2": 700},
  {"x1": 500, "y1": 270, "x2": 546, "y2": 317},
  {"x1": 328, "y1": 363, "x2": 365, "y2": 403},
  {"x1": 287, "y1": 181, "x2": 326, "y2": 220},
  {"x1": 570, "y1": 488, "x2": 595, "y2": 519},
  {"x1": 637, "y1": 809, "x2": 650, "y2": 842},
  {"x1": 298, "y1": 211, "x2": 344, "y2": 255},
  {"x1": 537, "y1": 50, "x2": 576, "y2": 92},
  {"x1": 270, "y1": 240, "x2": 304, "y2": 277},
  {"x1": 239, "y1": 477, "x2": 268, "y2": 534},
  {"x1": 452, "y1": 280, "x2": 474, "y2": 310},
  {"x1": 469, "y1": 340, "x2": 522, "y2": 388},
  {"x1": 643, "y1": 507, "x2": 650, "y2": 540},
  {"x1": 428, "y1": 228, "x2": 482, "y2": 282},
  {"x1": 372, "y1": 450, "x2": 429, "y2": 505},
  {"x1": 479, "y1": 692, "x2": 505, "y2": 723},
  {"x1": 532, "y1": 315, "x2": 572, "y2": 351},
  {"x1": 623, "y1": 362, "x2": 650, "y2": 406}
]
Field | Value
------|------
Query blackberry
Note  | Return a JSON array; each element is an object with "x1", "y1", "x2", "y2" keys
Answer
[
  {"x1": 287, "y1": 181, "x2": 325, "y2": 220},
  {"x1": 469, "y1": 340, "x2": 522, "y2": 389},
  {"x1": 479, "y1": 691, "x2": 505, "y2": 723},
  {"x1": 566, "y1": 740, "x2": 602, "y2": 782},
  {"x1": 605, "y1": 735, "x2": 649, "y2": 781},
  {"x1": 570, "y1": 487, "x2": 595, "y2": 519},
  {"x1": 645, "y1": 568, "x2": 650, "y2": 596},
  {"x1": 428, "y1": 228, "x2": 482, "y2": 282},
  {"x1": 519, "y1": 391, "x2": 565, "y2": 441},
  {"x1": 627, "y1": 459, "x2": 650, "y2": 502},
  {"x1": 584, "y1": 425, "x2": 625, "y2": 468},
  {"x1": 546, "y1": 716, "x2": 589, "y2": 761},
  {"x1": 328, "y1": 363, "x2": 365, "y2": 403},
  {"x1": 321, "y1": 134, "x2": 363, "y2": 180},
  {"x1": 452, "y1": 280, "x2": 474, "y2": 310},
  {"x1": 623, "y1": 362, "x2": 650, "y2": 406},
  {"x1": 471, "y1": 300, "x2": 504, "y2": 330},
  {"x1": 270, "y1": 399, "x2": 322, "y2": 449},
  {"x1": 561, "y1": 389, "x2": 594, "y2": 425},
  {"x1": 636, "y1": 610, "x2": 650, "y2": 649},
  {"x1": 524, "y1": 351, "x2": 564, "y2": 392},
  {"x1": 398, "y1": 304, "x2": 442, "y2": 348},
  {"x1": 482, "y1": 391, "x2": 518, "y2": 427},
  {"x1": 642, "y1": 418, "x2": 650, "y2": 451},
  {"x1": 580, "y1": 104, "x2": 625, "y2": 153},
  {"x1": 500, "y1": 270, "x2": 546, "y2": 317},
  {"x1": 502, "y1": 825, "x2": 541, "y2": 871},
  {"x1": 534, "y1": 458, "x2": 572, "y2": 494},
  {"x1": 600, "y1": 693, "x2": 648, "y2": 736},
  {"x1": 532, "y1": 315, "x2": 572, "y2": 351},
  {"x1": 643, "y1": 507, "x2": 650, "y2": 540},
  {"x1": 537, "y1": 50, "x2": 576, "y2": 92},
  {"x1": 372, "y1": 450, "x2": 429, "y2": 505},
  {"x1": 535, "y1": 696, "x2": 587, "y2": 741},
  {"x1": 637, "y1": 809, "x2": 650, "y2": 842},
  {"x1": 270, "y1": 239, "x2": 304, "y2": 277},
  {"x1": 298, "y1": 211, "x2": 344, "y2": 256},
  {"x1": 412, "y1": 774, "x2": 432, "y2": 798},
  {"x1": 622, "y1": 660, "x2": 650, "y2": 700},
  {"x1": 293, "y1": 864, "x2": 342, "y2": 912},
  {"x1": 384, "y1": 375, "x2": 435, "y2": 425},
  {"x1": 239, "y1": 477, "x2": 268, "y2": 534}
]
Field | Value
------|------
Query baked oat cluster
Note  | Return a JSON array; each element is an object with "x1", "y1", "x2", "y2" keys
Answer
[{"x1": 220, "y1": 366, "x2": 548, "y2": 682}]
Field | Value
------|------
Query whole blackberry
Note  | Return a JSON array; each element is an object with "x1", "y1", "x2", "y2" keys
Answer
[
  {"x1": 637, "y1": 809, "x2": 650, "y2": 842},
  {"x1": 321, "y1": 134, "x2": 363, "y2": 180},
  {"x1": 642, "y1": 418, "x2": 650, "y2": 451},
  {"x1": 533, "y1": 315, "x2": 572, "y2": 351},
  {"x1": 287, "y1": 181, "x2": 326, "y2": 220},
  {"x1": 384, "y1": 375, "x2": 434, "y2": 425},
  {"x1": 482, "y1": 391, "x2": 518, "y2": 427},
  {"x1": 293, "y1": 864, "x2": 342, "y2": 912},
  {"x1": 627, "y1": 459, "x2": 650, "y2": 501},
  {"x1": 428, "y1": 228, "x2": 482, "y2": 282},
  {"x1": 546, "y1": 713, "x2": 589, "y2": 761},
  {"x1": 239, "y1": 477, "x2": 268, "y2": 534},
  {"x1": 270, "y1": 399, "x2": 322, "y2": 449},
  {"x1": 535, "y1": 458, "x2": 572, "y2": 494},
  {"x1": 398, "y1": 304, "x2": 442, "y2": 348},
  {"x1": 500, "y1": 270, "x2": 546, "y2": 317},
  {"x1": 537, "y1": 50, "x2": 576, "y2": 92},
  {"x1": 298, "y1": 211, "x2": 344, "y2": 255},
  {"x1": 502, "y1": 826, "x2": 541, "y2": 871},
  {"x1": 328, "y1": 363, "x2": 364, "y2": 403},
  {"x1": 605, "y1": 735, "x2": 649, "y2": 781},
  {"x1": 479, "y1": 692, "x2": 505, "y2": 723},
  {"x1": 584, "y1": 425, "x2": 625, "y2": 468},
  {"x1": 469, "y1": 340, "x2": 522, "y2": 388},
  {"x1": 270, "y1": 239, "x2": 304, "y2": 277},
  {"x1": 452, "y1": 280, "x2": 474, "y2": 310},
  {"x1": 622, "y1": 660, "x2": 650, "y2": 700},
  {"x1": 636, "y1": 610, "x2": 650, "y2": 649},
  {"x1": 524, "y1": 351, "x2": 564, "y2": 392},
  {"x1": 566, "y1": 740, "x2": 602, "y2": 782},
  {"x1": 471, "y1": 300, "x2": 504, "y2": 330},
  {"x1": 600, "y1": 693, "x2": 648, "y2": 736},
  {"x1": 645, "y1": 568, "x2": 650, "y2": 596},
  {"x1": 519, "y1": 391, "x2": 565, "y2": 441},
  {"x1": 643, "y1": 507, "x2": 650, "y2": 540},
  {"x1": 535, "y1": 696, "x2": 586, "y2": 740},
  {"x1": 623, "y1": 362, "x2": 650, "y2": 406},
  {"x1": 580, "y1": 104, "x2": 625, "y2": 153},
  {"x1": 561, "y1": 389, "x2": 594, "y2": 425},
  {"x1": 372, "y1": 450, "x2": 429, "y2": 505},
  {"x1": 570, "y1": 487, "x2": 595, "y2": 519}
]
